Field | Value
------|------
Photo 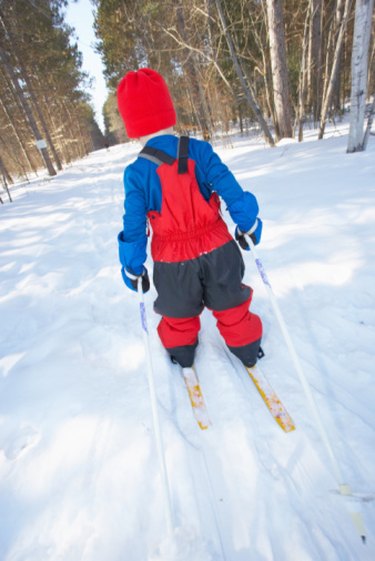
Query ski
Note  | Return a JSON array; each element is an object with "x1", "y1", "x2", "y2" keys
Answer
[
  {"x1": 245, "y1": 364, "x2": 295, "y2": 433},
  {"x1": 182, "y1": 366, "x2": 211, "y2": 430}
]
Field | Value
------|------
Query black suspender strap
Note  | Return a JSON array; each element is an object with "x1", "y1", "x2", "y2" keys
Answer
[
  {"x1": 177, "y1": 136, "x2": 189, "y2": 174},
  {"x1": 139, "y1": 137, "x2": 189, "y2": 171},
  {"x1": 139, "y1": 146, "x2": 175, "y2": 166}
]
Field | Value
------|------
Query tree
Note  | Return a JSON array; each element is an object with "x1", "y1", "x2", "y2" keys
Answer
[
  {"x1": 214, "y1": 0, "x2": 275, "y2": 145},
  {"x1": 94, "y1": 0, "x2": 367, "y2": 151},
  {"x1": 296, "y1": 4, "x2": 310, "y2": 141},
  {"x1": 0, "y1": 154, "x2": 13, "y2": 202},
  {"x1": 0, "y1": 38, "x2": 57, "y2": 176},
  {"x1": 361, "y1": 93, "x2": 375, "y2": 149},
  {"x1": 347, "y1": 0, "x2": 375, "y2": 152},
  {"x1": 307, "y1": 0, "x2": 323, "y2": 123},
  {"x1": 318, "y1": 0, "x2": 353, "y2": 139},
  {"x1": 265, "y1": 0, "x2": 293, "y2": 139},
  {"x1": 0, "y1": 0, "x2": 104, "y2": 181}
]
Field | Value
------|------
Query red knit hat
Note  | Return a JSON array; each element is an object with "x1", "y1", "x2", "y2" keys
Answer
[{"x1": 117, "y1": 68, "x2": 176, "y2": 138}]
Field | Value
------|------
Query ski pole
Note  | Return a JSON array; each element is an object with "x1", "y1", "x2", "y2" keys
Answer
[
  {"x1": 246, "y1": 234, "x2": 366, "y2": 542},
  {"x1": 137, "y1": 280, "x2": 174, "y2": 536}
]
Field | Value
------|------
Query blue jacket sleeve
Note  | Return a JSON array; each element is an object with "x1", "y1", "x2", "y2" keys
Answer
[
  {"x1": 118, "y1": 165, "x2": 148, "y2": 275},
  {"x1": 193, "y1": 140, "x2": 259, "y2": 233}
]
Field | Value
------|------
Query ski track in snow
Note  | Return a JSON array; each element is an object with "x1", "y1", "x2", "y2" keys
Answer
[{"x1": 0, "y1": 126, "x2": 374, "y2": 560}]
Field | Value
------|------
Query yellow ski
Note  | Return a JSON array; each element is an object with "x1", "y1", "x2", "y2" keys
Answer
[
  {"x1": 246, "y1": 365, "x2": 295, "y2": 432},
  {"x1": 182, "y1": 367, "x2": 211, "y2": 430}
]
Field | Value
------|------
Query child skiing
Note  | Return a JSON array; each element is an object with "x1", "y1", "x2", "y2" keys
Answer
[{"x1": 117, "y1": 68, "x2": 263, "y2": 369}]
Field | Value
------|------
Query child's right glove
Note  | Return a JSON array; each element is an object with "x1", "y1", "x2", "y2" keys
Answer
[{"x1": 235, "y1": 218, "x2": 263, "y2": 250}]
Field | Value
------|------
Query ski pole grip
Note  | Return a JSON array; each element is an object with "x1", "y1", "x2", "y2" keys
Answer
[{"x1": 137, "y1": 277, "x2": 148, "y2": 333}]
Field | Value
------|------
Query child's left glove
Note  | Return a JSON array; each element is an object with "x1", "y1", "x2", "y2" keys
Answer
[
  {"x1": 235, "y1": 218, "x2": 263, "y2": 250},
  {"x1": 122, "y1": 266, "x2": 150, "y2": 293}
]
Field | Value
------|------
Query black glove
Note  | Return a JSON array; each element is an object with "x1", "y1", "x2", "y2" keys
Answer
[
  {"x1": 122, "y1": 266, "x2": 150, "y2": 293},
  {"x1": 235, "y1": 218, "x2": 263, "y2": 250}
]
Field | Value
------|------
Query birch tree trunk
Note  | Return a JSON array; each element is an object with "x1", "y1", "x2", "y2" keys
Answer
[
  {"x1": 347, "y1": 0, "x2": 375, "y2": 152},
  {"x1": 265, "y1": 0, "x2": 293, "y2": 139},
  {"x1": 214, "y1": 0, "x2": 275, "y2": 146}
]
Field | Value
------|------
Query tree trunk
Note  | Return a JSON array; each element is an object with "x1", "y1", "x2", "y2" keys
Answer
[
  {"x1": 333, "y1": 0, "x2": 346, "y2": 110},
  {"x1": 297, "y1": 8, "x2": 310, "y2": 141},
  {"x1": 248, "y1": 2, "x2": 278, "y2": 130},
  {"x1": 21, "y1": 69, "x2": 63, "y2": 170},
  {"x1": 0, "y1": 154, "x2": 13, "y2": 202},
  {"x1": 176, "y1": 2, "x2": 212, "y2": 136},
  {"x1": 361, "y1": 93, "x2": 375, "y2": 150},
  {"x1": 320, "y1": 2, "x2": 347, "y2": 123},
  {"x1": 307, "y1": 0, "x2": 323, "y2": 122},
  {"x1": 61, "y1": 99, "x2": 83, "y2": 161},
  {"x1": 347, "y1": 0, "x2": 375, "y2": 152},
  {"x1": 0, "y1": 92, "x2": 37, "y2": 174},
  {"x1": 214, "y1": 0, "x2": 275, "y2": 146},
  {"x1": 265, "y1": 0, "x2": 293, "y2": 139},
  {"x1": 318, "y1": 0, "x2": 353, "y2": 139}
]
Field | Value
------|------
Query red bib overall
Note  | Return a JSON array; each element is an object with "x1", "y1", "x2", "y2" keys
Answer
[
  {"x1": 139, "y1": 137, "x2": 262, "y2": 368},
  {"x1": 149, "y1": 157, "x2": 232, "y2": 262}
]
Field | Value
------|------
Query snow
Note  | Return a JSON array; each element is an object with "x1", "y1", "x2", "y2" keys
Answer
[{"x1": 0, "y1": 124, "x2": 374, "y2": 560}]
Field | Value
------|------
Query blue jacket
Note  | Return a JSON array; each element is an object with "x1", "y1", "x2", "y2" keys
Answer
[{"x1": 118, "y1": 135, "x2": 259, "y2": 275}]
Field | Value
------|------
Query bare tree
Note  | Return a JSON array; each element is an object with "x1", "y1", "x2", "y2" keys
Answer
[
  {"x1": 347, "y1": 0, "x2": 375, "y2": 152},
  {"x1": 175, "y1": 1, "x2": 213, "y2": 135},
  {"x1": 265, "y1": 0, "x2": 293, "y2": 139},
  {"x1": 307, "y1": 0, "x2": 323, "y2": 122},
  {"x1": 214, "y1": 0, "x2": 275, "y2": 145},
  {"x1": 297, "y1": 6, "x2": 310, "y2": 141},
  {"x1": 318, "y1": 0, "x2": 353, "y2": 139}
]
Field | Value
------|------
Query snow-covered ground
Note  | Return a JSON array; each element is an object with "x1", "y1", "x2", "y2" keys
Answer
[{"x1": 0, "y1": 124, "x2": 374, "y2": 561}]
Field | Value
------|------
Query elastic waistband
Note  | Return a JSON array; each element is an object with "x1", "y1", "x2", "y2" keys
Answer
[{"x1": 152, "y1": 217, "x2": 225, "y2": 242}]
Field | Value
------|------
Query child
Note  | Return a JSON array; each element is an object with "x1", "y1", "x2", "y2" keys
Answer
[{"x1": 117, "y1": 68, "x2": 263, "y2": 369}]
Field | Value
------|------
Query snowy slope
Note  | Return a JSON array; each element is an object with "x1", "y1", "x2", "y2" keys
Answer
[{"x1": 0, "y1": 125, "x2": 374, "y2": 561}]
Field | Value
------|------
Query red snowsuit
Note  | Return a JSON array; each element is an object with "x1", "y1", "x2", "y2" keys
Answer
[{"x1": 139, "y1": 137, "x2": 262, "y2": 368}]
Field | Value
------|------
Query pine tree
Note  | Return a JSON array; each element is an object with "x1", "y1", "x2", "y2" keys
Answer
[{"x1": 0, "y1": 0, "x2": 104, "y2": 181}]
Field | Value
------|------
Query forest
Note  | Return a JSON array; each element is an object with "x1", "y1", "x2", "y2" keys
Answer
[
  {"x1": 95, "y1": 0, "x2": 374, "y2": 148},
  {"x1": 0, "y1": 0, "x2": 104, "y2": 193},
  {"x1": 0, "y1": 0, "x2": 374, "y2": 194}
]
